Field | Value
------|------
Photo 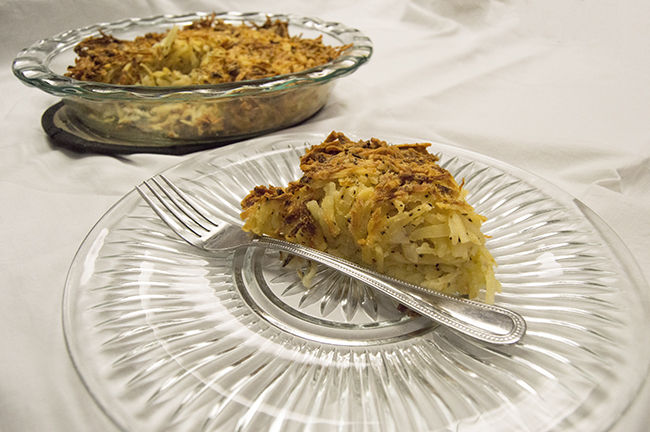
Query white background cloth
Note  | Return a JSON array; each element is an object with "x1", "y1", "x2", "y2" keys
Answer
[{"x1": 1, "y1": 0, "x2": 649, "y2": 430}]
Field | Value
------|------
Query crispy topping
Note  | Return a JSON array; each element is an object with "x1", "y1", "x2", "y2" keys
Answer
[{"x1": 65, "y1": 15, "x2": 350, "y2": 86}]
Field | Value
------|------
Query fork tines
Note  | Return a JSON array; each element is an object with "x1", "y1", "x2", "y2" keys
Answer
[{"x1": 136, "y1": 174, "x2": 219, "y2": 246}]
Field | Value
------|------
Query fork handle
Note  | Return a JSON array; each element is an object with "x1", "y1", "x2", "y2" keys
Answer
[{"x1": 252, "y1": 236, "x2": 526, "y2": 345}]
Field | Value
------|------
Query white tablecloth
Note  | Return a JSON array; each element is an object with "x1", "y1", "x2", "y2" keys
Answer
[{"x1": 1, "y1": 1, "x2": 649, "y2": 431}]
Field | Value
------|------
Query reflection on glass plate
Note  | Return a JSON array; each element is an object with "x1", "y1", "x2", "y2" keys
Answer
[{"x1": 63, "y1": 132, "x2": 650, "y2": 432}]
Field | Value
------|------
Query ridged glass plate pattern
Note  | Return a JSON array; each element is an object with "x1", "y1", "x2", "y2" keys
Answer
[{"x1": 63, "y1": 132, "x2": 650, "y2": 432}]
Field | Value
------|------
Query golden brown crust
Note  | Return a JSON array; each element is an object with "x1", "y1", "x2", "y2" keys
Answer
[
  {"x1": 299, "y1": 131, "x2": 469, "y2": 207},
  {"x1": 65, "y1": 15, "x2": 349, "y2": 85}
]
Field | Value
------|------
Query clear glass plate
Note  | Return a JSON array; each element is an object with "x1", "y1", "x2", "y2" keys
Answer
[{"x1": 63, "y1": 131, "x2": 650, "y2": 432}]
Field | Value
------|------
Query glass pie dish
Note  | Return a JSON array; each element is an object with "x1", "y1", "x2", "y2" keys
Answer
[{"x1": 12, "y1": 12, "x2": 372, "y2": 147}]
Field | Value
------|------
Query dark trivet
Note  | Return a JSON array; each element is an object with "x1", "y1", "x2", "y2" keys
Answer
[{"x1": 41, "y1": 101, "x2": 244, "y2": 155}]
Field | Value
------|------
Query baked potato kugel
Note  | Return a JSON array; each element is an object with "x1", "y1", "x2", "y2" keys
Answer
[
  {"x1": 240, "y1": 131, "x2": 501, "y2": 302},
  {"x1": 66, "y1": 15, "x2": 349, "y2": 86}
]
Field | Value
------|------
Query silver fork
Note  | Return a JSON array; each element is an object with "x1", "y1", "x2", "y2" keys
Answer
[{"x1": 136, "y1": 174, "x2": 526, "y2": 345}]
